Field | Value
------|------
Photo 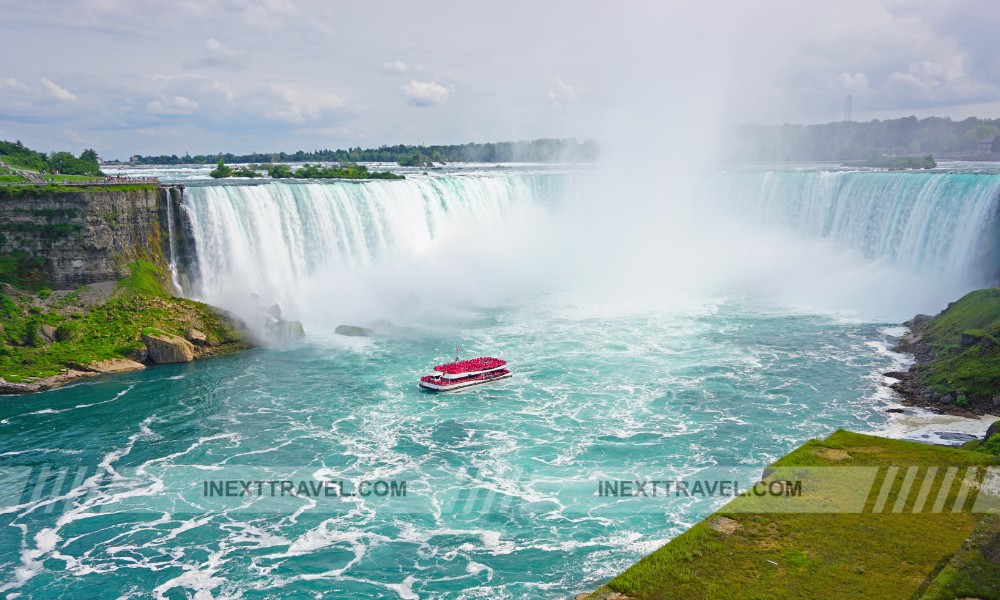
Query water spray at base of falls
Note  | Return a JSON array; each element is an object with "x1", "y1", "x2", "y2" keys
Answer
[{"x1": 171, "y1": 169, "x2": 1000, "y2": 332}]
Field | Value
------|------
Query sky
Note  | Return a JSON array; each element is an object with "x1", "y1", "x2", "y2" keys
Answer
[{"x1": 1, "y1": 0, "x2": 999, "y2": 159}]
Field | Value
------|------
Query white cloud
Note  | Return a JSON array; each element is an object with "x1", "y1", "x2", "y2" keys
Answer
[
  {"x1": 548, "y1": 76, "x2": 578, "y2": 109},
  {"x1": 40, "y1": 78, "x2": 77, "y2": 102},
  {"x1": 185, "y1": 38, "x2": 246, "y2": 69},
  {"x1": 889, "y1": 59, "x2": 962, "y2": 92},
  {"x1": 205, "y1": 38, "x2": 243, "y2": 61},
  {"x1": 837, "y1": 72, "x2": 869, "y2": 93},
  {"x1": 402, "y1": 80, "x2": 449, "y2": 107},
  {"x1": 136, "y1": 127, "x2": 183, "y2": 137},
  {"x1": 883, "y1": 53, "x2": 994, "y2": 104},
  {"x1": 145, "y1": 95, "x2": 199, "y2": 115},
  {"x1": 382, "y1": 60, "x2": 409, "y2": 74},
  {"x1": 203, "y1": 80, "x2": 236, "y2": 102},
  {"x1": 256, "y1": 85, "x2": 344, "y2": 122},
  {"x1": 0, "y1": 78, "x2": 30, "y2": 93}
]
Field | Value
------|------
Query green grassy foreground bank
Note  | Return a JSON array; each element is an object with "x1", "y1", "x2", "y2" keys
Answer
[
  {"x1": 588, "y1": 430, "x2": 1000, "y2": 600},
  {"x1": 0, "y1": 260, "x2": 249, "y2": 385}
]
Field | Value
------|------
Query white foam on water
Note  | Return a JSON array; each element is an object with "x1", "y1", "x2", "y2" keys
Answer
[
  {"x1": 150, "y1": 562, "x2": 226, "y2": 600},
  {"x1": 383, "y1": 575, "x2": 419, "y2": 600},
  {"x1": 877, "y1": 408, "x2": 999, "y2": 446},
  {"x1": 0, "y1": 448, "x2": 84, "y2": 457}
]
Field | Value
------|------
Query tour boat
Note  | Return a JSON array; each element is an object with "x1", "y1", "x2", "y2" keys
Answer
[{"x1": 418, "y1": 350, "x2": 511, "y2": 392}]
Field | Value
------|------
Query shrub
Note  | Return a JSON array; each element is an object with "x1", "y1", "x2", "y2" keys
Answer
[
  {"x1": 25, "y1": 320, "x2": 44, "y2": 347},
  {"x1": 976, "y1": 433, "x2": 1000, "y2": 455}
]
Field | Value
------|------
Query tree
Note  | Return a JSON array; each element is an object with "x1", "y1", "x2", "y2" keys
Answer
[
  {"x1": 209, "y1": 159, "x2": 233, "y2": 179},
  {"x1": 78, "y1": 149, "x2": 102, "y2": 175}
]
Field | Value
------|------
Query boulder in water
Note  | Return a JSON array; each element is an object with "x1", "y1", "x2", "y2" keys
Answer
[
  {"x1": 142, "y1": 330, "x2": 195, "y2": 363},
  {"x1": 262, "y1": 317, "x2": 305, "y2": 341},
  {"x1": 335, "y1": 324, "x2": 373, "y2": 337},
  {"x1": 274, "y1": 319, "x2": 305, "y2": 339}
]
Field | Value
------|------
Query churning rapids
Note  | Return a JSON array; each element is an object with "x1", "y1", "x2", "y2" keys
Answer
[{"x1": 1, "y1": 163, "x2": 998, "y2": 598}]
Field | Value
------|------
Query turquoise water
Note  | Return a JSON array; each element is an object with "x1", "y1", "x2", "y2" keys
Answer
[
  {"x1": 2, "y1": 164, "x2": 996, "y2": 597},
  {"x1": 0, "y1": 298, "x2": 903, "y2": 598}
]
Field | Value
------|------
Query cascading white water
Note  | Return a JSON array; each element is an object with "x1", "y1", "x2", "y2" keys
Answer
[
  {"x1": 164, "y1": 190, "x2": 183, "y2": 295},
  {"x1": 175, "y1": 168, "x2": 1000, "y2": 327},
  {"x1": 179, "y1": 174, "x2": 566, "y2": 326},
  {"x1": 715, "y1": 170, "x2": 1000, "y2": 278}
]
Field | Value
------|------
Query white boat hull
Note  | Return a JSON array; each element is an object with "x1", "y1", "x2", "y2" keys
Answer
[{"x1": 418, "y1": 373, "x2": 512, "y2": 393}]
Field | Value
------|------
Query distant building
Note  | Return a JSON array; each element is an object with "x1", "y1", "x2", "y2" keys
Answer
[
  {"x1": 976, "y1": 140, "x2": 993, "y2": 153},
  {"x1": 129, "y1": 155, "x2": 139, "y2": 165}
]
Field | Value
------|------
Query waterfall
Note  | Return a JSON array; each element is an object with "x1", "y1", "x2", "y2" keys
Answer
[
  {"x1": 171, "y1": 168, "x2": 1000, "y2": 325},
  {"x1": 164, "y1": 188, "x2": 182, "y2": 295},
  {"x1": 714, "y1": 170, "x2": 1000, "y2": 281},
  {"x1": 176, "y1": 174, "x2": 565, "y2": 323}
]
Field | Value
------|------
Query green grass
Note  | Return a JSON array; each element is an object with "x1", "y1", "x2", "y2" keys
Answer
[
  {"x1": 0, "y1": 261, "x2": 249, "y2": 381},
  {"x1": 973, "y1": 433, "x2": 1000, "y2": 455},
  {"x1": 914, "y1": 288, "x2": 1000, "y2": 401},
  {"x1": 920, "y1": 289, "x2": 1000, "y2": 347},
  {"x1": 861, "y1": 154, "x2": 936, "y2": 169},
  {"x1": 0, "y1": 183, "x2": 156, "y2": 198},
  {"x1": 918, "y1": 513, "x2": 1000, "y2": 599},
  {"x1": 595, "y1": 430, "x2": 1000, "y2": 600},
  {"x1": 118, "y1": 260, "x2": 167, "y2": 297},
  {"x1": 38, "y1": 173, "x2": 101, "y2": 183}
]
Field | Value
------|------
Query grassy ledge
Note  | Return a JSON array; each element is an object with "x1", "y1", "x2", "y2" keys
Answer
[
  {"x1": 0, "y1": 260, "x2": 250, "y2": 385},
  {"x1": 589, "y1": 430, "x2": 1000, "y2": 600}
]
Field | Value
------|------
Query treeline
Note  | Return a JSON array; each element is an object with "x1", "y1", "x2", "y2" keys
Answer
[
  {"x1": 0, "y1": 140, "x2": 103, "y2": 176},
  {"x1": 727, "y1": 116, "x2": 1000, "y2": 162},
  {"x1": 209, "y1": 160, "x2": 403, "y2": 180},
  {"x1": 133, "y1": 137, "x2": 599, "y2": 165}
]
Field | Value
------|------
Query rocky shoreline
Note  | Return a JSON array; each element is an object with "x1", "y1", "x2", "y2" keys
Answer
[
  {"x1": 884, "y1": 370, "x2": 989, "y2": 417},
  {"x1": 887, "y1": 308, "x2": 1000, "y2": 417},
  {"x1": 0, "y1": 326, "x2": 253, "y2": 394}
]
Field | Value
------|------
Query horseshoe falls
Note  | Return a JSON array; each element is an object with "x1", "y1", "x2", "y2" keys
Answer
[
  {"x1": 2, "y1": 166, "x2": 998, "y2": 599},
  {"x1": 715, "y1": 170, "x2": 999, "y2": 281},
  {"x1": 177, "y1": 174, "x2": 569, "y2": 331},
  {"x1": 178, "y1": 169, "x2": 1000, "y2": 327}
]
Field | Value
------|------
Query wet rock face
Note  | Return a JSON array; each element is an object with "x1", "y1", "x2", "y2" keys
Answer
[{"x1": 0, "y1": 187, "x2": 177, "y2": 289}]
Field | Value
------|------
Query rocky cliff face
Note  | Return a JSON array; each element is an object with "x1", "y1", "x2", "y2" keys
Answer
[{"x1": 0, "y1": 186, "x2": 181, "y2": 289}]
